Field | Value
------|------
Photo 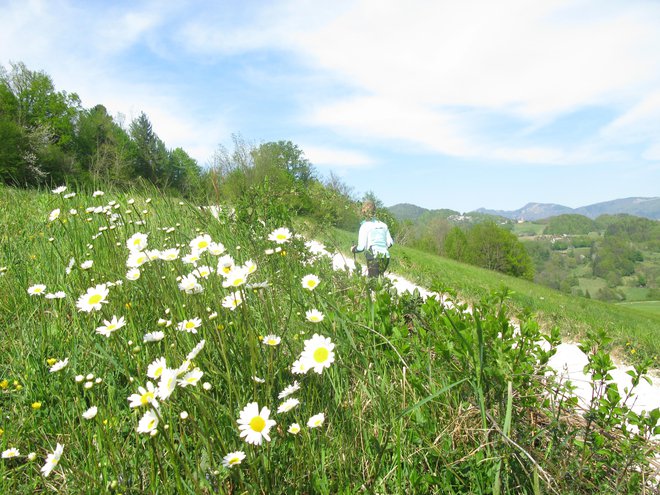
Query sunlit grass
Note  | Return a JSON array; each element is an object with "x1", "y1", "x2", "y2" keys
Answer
[{"x1": 1, "y1": 185, "x2": 658, "y2": 494}]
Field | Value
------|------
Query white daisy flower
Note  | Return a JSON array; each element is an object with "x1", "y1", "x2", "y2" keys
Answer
[
  {"x1": 2, "y1": 448, "x2": 20, "y2": 458},
  {"x1": 278, "y1": 381, "x2": 301, "y2": 399},
  {"x1": 76, "y1": 284, "x2": 109, "y2": 312},
  {"x1": 95, "y1": 315, "x2": 126, "y2": 337},
  {"x1": 40, "y1": 443, "x2": 64, "y2": 477},
  {"x1": 277, "y1": 398, "x2": 300, "y2": 414},
  {"x1": 217, "y1": 254, "x2": 235, "y2": 276},
  {"x1": 288, "y1": 423, "x2": 301, "y2": 434},
  {"x1": 186, "y1": 340, "x2": 206, "y2": 361},
  {"x1": 190, "y1": 234, "x2": 212, "y2": 253},
  {"x1": 177, "y1": 317, "x2": 202, "y2": 334},
  {"x1": 301, "y1": 274, "x2": 320, "y2": 291},
  {"x1": 222, "y1": 450, "x2": 246, "y2": 469},
  {"x1": 126, "y1": 232, "x2": 148, "y2": 252},
  {"x1": 222, "y1": 266, "x2": 249, "y2": 288},
  {"x1": 136, "y1": 410, "x2": 159, "y2": 435},
  {"x1": 262, "y1": 335, "x2": 281, "y2": 346},
  {"x1": 159, "y1": 248, "x2": 180, "y2": 261},
  {"x1": 291, "y1": 359, "x2": 311, "y2": 375},
  {"x1": 82, "y1": 406, "x2": 98, "y2": 420},
  {"x1": 268, "y1": 227, "x2": 292, "y2": 244},
  {"x1": 143, "y1": 331, "x2": 165, "y2": 343},
  {"x1": 243, "y1": 259, "x2": 257, "y2": 274},
  {"x1": 52, "y1": 185, "x2": 67, "y2": 194},
  {"x1": 49, "y1": 358, "x2": 69, "y2": 373},
  {"x1": 178, "y1": 273, "x2": 202, "y2": 294},
  {"x1": 45, "y1": 291, "x2": 66, "y2": 299},
  {"x1": 305, "y1": 309, "x2": 324, "y2": 323},
  {"x1": 182, "y1": 252, "x2": 201, "y2": 265},
  {"x1": 178, "y1": 368, "x2": 203, "y2": 388},
  {"x1": 157, "y1": 368, "x2": 178, "y2": 401},
  {"x1": 128, "y1": 382, "x2": 159, "y2": 409},
  {"x1": 28, "y1": 284, "x2": 47, "y2": 296},
  {"x1": 307, "y1": 413, "x2": 325, "y2": 428},
  {"x1": 147, "y1": 357, "x2": 167, "y2": 380},
  {"x1": 237, "y1": 402, "x2": 276, "y2": 445},
  {"x1": 192, "y1": 265, "x2": 212, "y2": 279},
  {"x1": 79, "y1": 260, "x2": 93, "y2": 270},
  {"x1": 64, "y1": 192, "x2": 76, "y2": 199},
  {"x1": 300, "y1": 334, "x2": 335, "y2": 374},
  {"x1": 126, "y1": 250, "x2": 150, "y2": 268},
  {"x1": 48, "y1": 208, "x2": 61, "y2": 222},
  {"x1": 126, "y1": 268, "x2": 141, "y2": 280},
  {"x1": 157, "y1": 318, "x2": 172, "y2": 327},
  {"x1": 208, "y1": 241, "x2": 226, "y2": 256},
  {"x1": 92, "y1": 190, "x2": 104, "y2": 197},
  {"x1": 222, "y1": 291, "x2": 243, "y2": 311}
]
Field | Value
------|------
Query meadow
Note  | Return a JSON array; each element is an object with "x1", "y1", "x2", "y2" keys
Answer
[{"x1": 1, "y1": 185, "x2": 659, "y2": 494}]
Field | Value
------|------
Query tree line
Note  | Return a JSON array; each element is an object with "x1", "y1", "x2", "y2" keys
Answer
[{"x1": 0, "y1": 62, "x2": 376, "y2": 230}]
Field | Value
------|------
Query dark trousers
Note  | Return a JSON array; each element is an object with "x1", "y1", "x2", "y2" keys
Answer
[{"x1": 365, "y1": 252, "x2": 390, "y2": 277}]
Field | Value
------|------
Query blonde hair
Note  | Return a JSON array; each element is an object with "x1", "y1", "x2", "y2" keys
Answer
[{"x1": 361, "y1": 200, "x2": 376, "y2": 217}]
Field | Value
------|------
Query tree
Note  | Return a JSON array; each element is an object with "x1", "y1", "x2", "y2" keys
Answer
[
  {"x1": 444, "y1": 222, "x2": 534, "y2": 280},
  {"x1": 129, "y1": 112, "x2": 168, "y2": 185},
  {"x1": 0, "y1": 62, "x2": 82, "y2": 185},
  {"x1": 444, "y1": 227, "x2": 468, "y2": 261}
]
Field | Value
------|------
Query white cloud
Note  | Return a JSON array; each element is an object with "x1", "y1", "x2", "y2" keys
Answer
[
  {"x1": 289, "y1": 0, "x2": 660, "y2": 165},
  {"x1": 3, "y1": 0, "x2": 660, "y2": 169},
  {"x1": 302, "y1": 145, "x2": 375, "y2": 169}
]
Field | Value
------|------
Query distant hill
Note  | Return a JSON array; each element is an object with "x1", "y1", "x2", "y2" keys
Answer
[
  {"x1": 388, "y1": 203, "x2": 459, "y2": 222},
  {"x1": 474, "y1": 197, "x2": 660, "y2": 221},
  {"x1": 574, "y1": 197, "x2": 660, "y2": 219}
]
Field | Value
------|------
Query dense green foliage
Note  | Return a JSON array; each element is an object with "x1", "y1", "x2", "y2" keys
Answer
[
  {"x1": 1, "y1": 186, "x2": 658, "y2": 494},
  {"x1": 444, "y1": 223, "x2": 534, "y2": 280},
  {"x1": 542, "y1": 214, "x2": 597, "y2": 235}
]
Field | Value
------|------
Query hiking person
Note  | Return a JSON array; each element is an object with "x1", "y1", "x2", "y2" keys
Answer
[{"x1": 351, "y1": 200, "x2": 393, "y2": 277}]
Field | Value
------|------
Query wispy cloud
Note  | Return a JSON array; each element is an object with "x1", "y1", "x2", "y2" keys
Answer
[
  {"x1": 302, "y1": 145, "x2": 375, "y2": 169},
  {"x1": 2, "y1": 0, "x2": 660, "y2": 172}
]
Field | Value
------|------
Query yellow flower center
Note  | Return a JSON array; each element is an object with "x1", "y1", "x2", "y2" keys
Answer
[
  {"x1": 249, "y1": 416, "x2": 266, "y2": 432},
  {"x1": 147, "y1": 419, "x2": 156, "y2": 429},
  {"x1": 232, "y1": 278, "x2": 244, "y2": 286},
  {"x1": 313, "y1": 347, "x2": 329, "y2": 363},
  {"x1": 185, "y1": 321, "x2": 196, "y2": 329},
  {"x1": 88, "y1": 294, "x2": 103, "y2": 305},
  {"x1": 277, "y1": 234, "x2": 286, "y2": 240},
  {"x1": 229, "y1": 456, "x2": 241, "y2": 465},
  {"x1": 133, "y1": 239, "x2": 141, "y2": 246},
  {"x1": 198, "y1": 241, "x2": 208, "y2": 249},
  {"x1": 140, "y1": 392, "x2": 154, "y2": 405},
  {"x1": 307, "y1": 281, "x2": 316, "y2": 288},
  {"x1": 107, "y1": 324, "x2": 116, "y2": 331},
  {"x1": 154, "y1": 367, "x2": 163, "y2": 377}
]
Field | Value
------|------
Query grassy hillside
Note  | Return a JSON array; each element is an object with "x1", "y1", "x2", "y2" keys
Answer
[
  {"x1": 1, "y1": 185, "x2": 658, "y2": 494},
  {"x1": 325, "y1": 226, "x2": 660, "y2": 366}
]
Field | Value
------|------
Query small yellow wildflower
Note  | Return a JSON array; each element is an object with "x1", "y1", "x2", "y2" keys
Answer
[
  {"x1": 0, "y1": 379, "x2": 8, "y2": 389},
  {"x1": 47, "y1": 358, "x2": 57, "y2": 366},
  {"x1": 32, "y1": 401, "x2": 42, "y2": 410}
]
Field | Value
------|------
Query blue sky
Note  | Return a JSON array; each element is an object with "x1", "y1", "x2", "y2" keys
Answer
[{"x1": 2, "y1": 0, "x2": 659, "y2": 212}]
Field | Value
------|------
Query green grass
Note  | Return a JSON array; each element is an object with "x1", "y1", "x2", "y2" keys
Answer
[
  {"x1": 323, "y1": 227, "x2": 660, "y2": 366},
  {"x1": 1, "y1": 186, "x2": 658, "y2": 494},
  {"x1": 511, "y1": 222, "x2": 546, "y2": 236},
  {"x1": 617, "y1": 300, "x2": 660, "y2": 317},
  {"x1": 578, "y1": 277, "x2": 607, "y2": 295}
]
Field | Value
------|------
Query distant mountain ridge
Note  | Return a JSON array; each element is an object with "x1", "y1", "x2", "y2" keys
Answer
[
  {"x1": 389, "y1": 197, "x2": 660, "y2": 222},
  {"x1": 475, "y1": 197, "x2": 660, "y2": 221}
]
